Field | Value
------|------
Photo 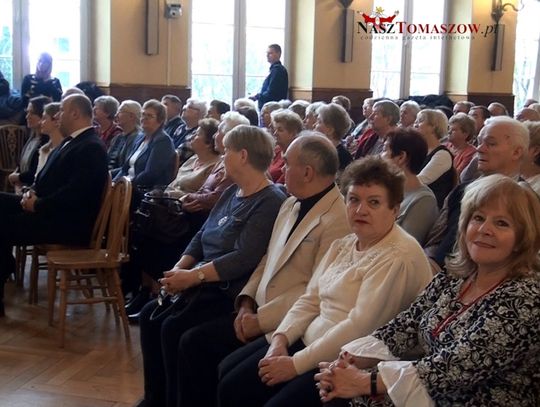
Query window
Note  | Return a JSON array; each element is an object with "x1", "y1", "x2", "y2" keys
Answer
[
  {"x1": 513, "y1": 0, "x2": 540, "y2": 111},
  {"x1": 370, "y1": 1, "x2": 445, "y2": 99},
  {"x1": 0, "y1": 0, "x2": 85, "y2": 92},
  {"x1": 191, "y1": 0, "x2": 287, "y2": 105}
]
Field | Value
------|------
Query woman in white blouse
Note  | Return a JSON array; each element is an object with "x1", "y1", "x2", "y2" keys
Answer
[
  {"x1": 316, "y1": 174, "x2": 540, "y2": 407},
  {"x1": 218, "y1": 156, "x2": 433, "y2": 407}
]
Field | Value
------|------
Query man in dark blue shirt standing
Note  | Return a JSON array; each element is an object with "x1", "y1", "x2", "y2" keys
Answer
[{"x1": 251, "y1": 44, "x2": 288, "y2": 110}]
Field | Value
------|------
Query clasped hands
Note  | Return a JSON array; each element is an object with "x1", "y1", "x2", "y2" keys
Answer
[
  {"x1": 20, "y1": 188, "x2": 37, "y2": 212},
  {"x1": 159, "y1": 267, "x2": 198, "y2": 294},
  {"x1": 257, "y1": 334, "x2": 297, "y2": 387},
  {"x1": 315, "y1": 351, "x2": 370, "y2": 403}
]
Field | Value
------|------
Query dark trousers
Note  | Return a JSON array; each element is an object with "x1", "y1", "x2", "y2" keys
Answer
[
  {"x1": 139, "y1": 287, "x2": 234, "y2": 407},
  {"x1": 177, "y1": 314, "x2": 268, "y2": 407},
  {"x1": 217, "y1": 339, "x2": 322, "y2": 407},
  {"x1": 0, "y1": 192, "x2": 87, "y2": 304}
]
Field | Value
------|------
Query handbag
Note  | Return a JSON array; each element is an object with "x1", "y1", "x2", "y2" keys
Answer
[{"x1": 132, "y1": 191, "x2": 190, "y2": 244}]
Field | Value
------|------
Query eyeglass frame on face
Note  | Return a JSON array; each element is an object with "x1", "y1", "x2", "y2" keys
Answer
[{"x1": 142, "y1": 111, "x2": 157, "y2": 120}]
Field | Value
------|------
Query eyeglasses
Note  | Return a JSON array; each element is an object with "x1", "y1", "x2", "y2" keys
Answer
[{"x1": 142, "y1": 112, "x2": 157, "y2": 119}]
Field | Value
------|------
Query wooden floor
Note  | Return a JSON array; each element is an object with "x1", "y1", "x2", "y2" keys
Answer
[{"x1": 0, "y1": 263, "x2": 143, "y2": 407}]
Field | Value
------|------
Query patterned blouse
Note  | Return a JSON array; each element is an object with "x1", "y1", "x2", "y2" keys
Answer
[{"x1": 343, "y1": 270, "x2": 540, "y2": 407}]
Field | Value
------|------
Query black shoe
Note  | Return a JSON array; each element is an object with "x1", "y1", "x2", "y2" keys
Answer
[
  {"x1": 0, "y1": 301, "x2": 4, "y2": 318},
  {"x1": 125, "y1": 290, "x2": 150, "y2": 315},
  {"x1": 128, "y1": 310, "x2": 141, "y2": 324}
]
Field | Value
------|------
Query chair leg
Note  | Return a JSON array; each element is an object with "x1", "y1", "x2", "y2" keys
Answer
[
  {"x1": 112, "y1": 269, "x2": 130, "y2": 340},
  {"x1": 29, "y1": 249, "x2": 40, "y2": 304},
  {"x1": 58, "y1": 270, "x2": 68, "y2": 348},
  {"x1": 47, "y1": 267, "x2": 58, "y2": 326}
]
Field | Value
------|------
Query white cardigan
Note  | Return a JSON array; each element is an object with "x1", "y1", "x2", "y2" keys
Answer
[{"x1": 273, "y1": 225, "x2": 433, "y2": 375}]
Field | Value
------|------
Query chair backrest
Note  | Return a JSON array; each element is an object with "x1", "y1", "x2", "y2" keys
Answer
[
  {"x1": 89, "y1": 172, "x2": 113, "y2": 250},
  {"x1": 106, "y1": 177, "x2": 132, "y2": 260},
  {"x1": 0, "y1": 125, "x2": 28, "y2": 171}
]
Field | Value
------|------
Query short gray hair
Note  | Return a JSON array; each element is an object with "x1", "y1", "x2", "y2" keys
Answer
[
  {"x1": 119, "y1": 100, "x2": 142, "y2": 124},
  {"x1": 186, "y1": 98, "x2": 208, "y2": 118},
  {"x1": 293, "y1": 131, "x2": 338, "y2": 177},
  {"x1": 305, "y1": 101, "x2": 325, "y2": 117},
  {"x1": 484, "y1": 116, "x2": 529, "y2": 150},
  {"x1": 271, "y1": 109, "x2": 303, "y2": 134},
  {"x1": 223, "y1": 125, "x2": 275, "y2": 172},
  {"x1": 289, "y1": 100, "x2": 309, "y2": 119},
  {"x1": 94, "y1": 95, "x2": 119, "y2": 119},
  {"x1": 142, "y1": 99, "x2": 167, "y2": 123},
  {"x1": 449, "y1": 112, "x2": 476, "y2": 140},
  {"x1": 400, "y1": 100, "x2": 421, "y2": 115},
  {"x1": 220, "y1": 111, "x2": 250, "y2": 134},
  {"x1": 316, "y1": 103, "x2": 351, "y2": 140},
  {"x1": 373, "y1": 100, "x2": 400, "y2": 126},
  {"x1": 233, "y1": 97, "x2": 257, "y2": 111}
]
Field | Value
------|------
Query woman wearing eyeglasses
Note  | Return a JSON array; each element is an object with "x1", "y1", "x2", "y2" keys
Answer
[{"x1": 114, "y1": 99, "x2": 176, "y2": 191}]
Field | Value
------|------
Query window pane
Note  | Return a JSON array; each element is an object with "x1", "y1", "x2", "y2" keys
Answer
[
  {"x1": 370, "y1": 0, "x2": 404, "y2": 99},
  {"x1": 409, "y1": 0, "x2": 444, "y2": 96},
  {"x1": 245, "y1": 0, "x2": 286, "y2": 97},
  {"x1": 28, "y1": 0, "x2": 81, "y2": 88},
  {"x1": 192, "y1": 0, "x2": 234, "y2": 24},
  {"x1": 192, "y1": 74, "x2": 233, "y2": 105},
  {"x1": 513, "y1": 0, "x2": 540, "y2": 111},
  {"x1": 0, "y1": 0, "x2": 13, "y2": 85}
]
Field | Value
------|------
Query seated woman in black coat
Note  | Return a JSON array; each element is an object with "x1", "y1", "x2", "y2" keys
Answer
[{"x1": 8, "y1": 95, "x2": 50, "y2": 192}]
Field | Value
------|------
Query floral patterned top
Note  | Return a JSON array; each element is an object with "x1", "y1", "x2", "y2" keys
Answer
[{"x1": 345, "y1": 270, "x2": 540, "y2": 406}]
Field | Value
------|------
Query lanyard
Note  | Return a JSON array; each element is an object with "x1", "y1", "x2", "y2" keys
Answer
[{"x1": 431, "y1": 273, "x2": 506, "y2": 338}]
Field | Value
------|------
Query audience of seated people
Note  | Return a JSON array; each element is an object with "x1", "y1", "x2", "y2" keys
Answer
[
  {"x1": 93, "y1": 95, "x2": 123, "y2": 148},
  {"x1": 122, "y1": 112, "x2": 249, "y2": 319},
  {"x1": 217, "y1": 157, "x2": 432, "y2": 407},
  {"x1": 8, "y1": 95, "x2": 51, "y2": 193},
  {"x1": 3, "y1": 82, "x2": 540, "y2": 407},
  {"x1": 175, "y1": 133, "x2": 351, "y2": 407},
  {"x1": 136, "y1": 125, "x2": 287, "y2": 407},
  {"x1": 316, "y1": 174, "x2": 540, "y2": 407}
]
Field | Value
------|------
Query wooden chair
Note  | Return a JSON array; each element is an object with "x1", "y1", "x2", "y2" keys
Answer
[
  {"x1": 0, "y1": 124, "x2": 28, "y2": 191},
  {"x1": 46, "y1": 177, "x2": 132, "y2": 347},
  {"x1": 27, "y1": 174, "x2": 113, "y2": 304}
]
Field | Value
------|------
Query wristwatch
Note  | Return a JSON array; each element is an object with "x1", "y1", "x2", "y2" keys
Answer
[{"x1": 196, "y1": 268, "x2": 205, "y2": 283}]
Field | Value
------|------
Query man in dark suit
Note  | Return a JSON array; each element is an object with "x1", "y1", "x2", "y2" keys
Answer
[
  {"x1": 251, "y1": 44, "x2": 288, "y2": 110},
  {"x1": 0, "y1": 94, "x2": 108, "y2": 316}
]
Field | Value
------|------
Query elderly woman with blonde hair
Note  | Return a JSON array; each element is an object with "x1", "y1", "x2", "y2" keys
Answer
[
  {"x1": 317, "y1": 174, "x2": 540, "y2": 407},
  {"x1": 414, "y1": 108, "x2": 455, "y2": 207}
]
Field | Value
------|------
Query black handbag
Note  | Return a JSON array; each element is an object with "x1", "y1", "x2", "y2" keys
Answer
[{"x1": 132, "y1": 192, "x2": 190, "y2": 244}]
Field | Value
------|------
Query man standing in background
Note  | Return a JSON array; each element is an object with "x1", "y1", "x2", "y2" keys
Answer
[{"x1": 250, "y1": 44, "x2": 288, "y2": 110}]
